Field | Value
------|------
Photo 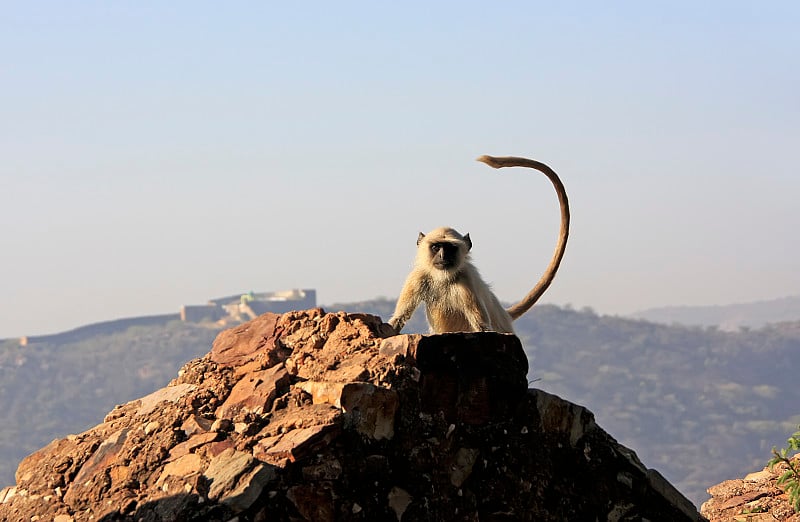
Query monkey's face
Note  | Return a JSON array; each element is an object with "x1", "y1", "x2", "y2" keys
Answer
[
  {"x1": 416, "y1": 228, "x2": 471, "y2": 274},
  {"x1": 428, "y1": 241, "x2": 462, "y2": 271}
]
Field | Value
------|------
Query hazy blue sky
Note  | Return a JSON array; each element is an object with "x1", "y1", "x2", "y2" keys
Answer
[{"x1": 2, "y1": 2, "x2": 798, "y2": 338}]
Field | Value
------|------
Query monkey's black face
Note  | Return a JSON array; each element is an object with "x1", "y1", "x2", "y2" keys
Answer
[{"x1": 429, "y1": 242, "x2": 461, "y2": 270}]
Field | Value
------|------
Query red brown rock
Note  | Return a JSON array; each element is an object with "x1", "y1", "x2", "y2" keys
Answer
[
  {"x1": 167, "y1": 431, "x2": 218, "y2": 461},
  {"x1": 339, "y1": 382, "x2": 398, "y2": 440},
  {"x1": 702, "y1": 456, "x2": 800, "y2": 521},
  {"x1": 210, "y1": 312, "x2": 285, "y2": 368},
  {"x1": 0, "y1": 309, "x2": 703, "y2": 522},
  {"x1": 136, "y1": 383, "x2": 197, "y2": 416},
  {"x1": 214, "y1": 363, "x2": 290, "y2": 420},
  {"x1": 259, "y1": 423, "x2": 341, "y2": 463},
  {"x1": 63, "y1": 428, "x2": 130, "y2": 507},
  {"x1": 180, "y1": 414, "x2": 214, "y2": 436}
]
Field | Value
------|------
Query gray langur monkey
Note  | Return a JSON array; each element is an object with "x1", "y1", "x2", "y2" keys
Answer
[{"x1": 387, "y1": 155, "x2": 570, "y2": 334}]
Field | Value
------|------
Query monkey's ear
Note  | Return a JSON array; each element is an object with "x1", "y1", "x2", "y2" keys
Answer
[
  {"x1": 417, "y1": 232, "x2": 426, "y2": 246},
  {"x1": 464, "y1": 233, "x2": 473, "y2": 251}
]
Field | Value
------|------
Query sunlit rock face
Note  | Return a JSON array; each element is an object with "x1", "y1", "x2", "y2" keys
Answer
[{"x1": 0, "y1": 308, "x2": 702, "y2": 521}]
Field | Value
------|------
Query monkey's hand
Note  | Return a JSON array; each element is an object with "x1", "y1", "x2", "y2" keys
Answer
[{"x1": 387, "y1": 317, "x2": 404, "y2": 335}]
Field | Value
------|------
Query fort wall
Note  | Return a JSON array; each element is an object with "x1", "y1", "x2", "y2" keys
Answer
[{"x1": 14, "y1": 289, "x2": 317, "y2": 346}]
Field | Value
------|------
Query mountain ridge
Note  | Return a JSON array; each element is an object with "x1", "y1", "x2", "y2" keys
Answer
[
  {"x1": 0, "y1": 310, "x2": 703, "y2": 521},
  {"x1": 631, "y1": 295, "x2": 800, "y2": 330},
  {"x1": 2, "y1": 297, "x2": 799, "y2": 508}
]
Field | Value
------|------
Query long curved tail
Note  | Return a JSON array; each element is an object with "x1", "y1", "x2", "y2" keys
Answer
[{"x1": 476, "y1": 155, "x2": 570, "y2": 320}]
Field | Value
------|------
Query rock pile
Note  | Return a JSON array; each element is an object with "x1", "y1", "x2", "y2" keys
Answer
[
  {"x1": 701, "y1": 457, "x2": 800, "y2": 521},
  {"x1": 0, "y1": 308, "x2": 703, "y2": 521}
]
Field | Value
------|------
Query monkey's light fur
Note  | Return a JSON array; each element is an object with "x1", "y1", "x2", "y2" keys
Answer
[{"x1": 388, "y1": 155, "x2": 570, "y2": 334}]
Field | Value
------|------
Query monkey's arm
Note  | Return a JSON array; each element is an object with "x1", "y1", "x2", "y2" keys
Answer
[
  {"x1": 456, "y1": 281, "x2": 492, "y2": 332},
  {"x1": 388, "y1": 272, "x2": 425, "y2": 333}
]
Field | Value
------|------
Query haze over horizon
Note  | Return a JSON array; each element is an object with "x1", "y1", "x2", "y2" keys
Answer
[{"x1": 2, "y1": 2, "x2": 798, "y2": 339}]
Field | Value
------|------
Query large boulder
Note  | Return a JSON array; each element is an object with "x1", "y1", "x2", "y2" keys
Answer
[{"x1": 0, "y1": 308, "x2": 703, "y2": 521}]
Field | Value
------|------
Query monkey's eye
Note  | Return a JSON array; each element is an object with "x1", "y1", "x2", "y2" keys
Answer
[{"x1": 430, "y1": 244, "x2": 441, "y2": 253}]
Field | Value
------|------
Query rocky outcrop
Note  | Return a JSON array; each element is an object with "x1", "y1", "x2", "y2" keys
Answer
[
  {"x1": 702, "y1": 458, "x2": 800, "y2": 521},
  {"x1": 0, "y1": 308, "x2": 703, "y2": 521}
]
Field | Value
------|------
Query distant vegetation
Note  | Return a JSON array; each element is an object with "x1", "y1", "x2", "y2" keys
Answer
[
  {"x1": 1, "y1": 300, "x2": 799, "y2": 509},
  {"x1": 632, "y1": 295, "x2": 800, "y2": 331},
  {"x1": 515, "y1": 307, "x2": 800, "y2": 507},
  {"x1": 0, "y1": 321, "x2": 219, "y2": 485}
]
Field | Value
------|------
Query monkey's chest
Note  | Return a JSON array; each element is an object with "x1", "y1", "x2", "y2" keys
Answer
[
  {"x1": 425, "y1": 305, "x2": 472, "y2": 332},
  {"x1": 422, "y1": 284, "x2": 474, "y2": 330}
]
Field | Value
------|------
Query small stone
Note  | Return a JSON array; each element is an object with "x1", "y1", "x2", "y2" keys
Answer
[
  {"x1": 215, "y1": 364, "x2": 290, "y2": 420},
  {"x1": 744, "y1": 469, "x2": 771, "y2": 482},
  {"x1": 388, "y1": 487, "x2": 413, "y2": 521},
  {"x1": 144, "y1": 421, "x2": 160, "y2": 435},
  {"x1": 211, "y1": 418, "x2": 233, "y2": 433},
  {"x1": 260, "y1": 424, "x2": 341, "y2": 463},
  {"x1": 295, "y1": 381, "x2": 346, "y2": 407},
  {"x1": 449, "y1": 448, "x2": 479, "y2": 487},
  {"x1": 220, "y1": 463, "x2": 276, "y2": 513},
  {"x1": 209, "y1": 313, "x2": 283, "y2": 367},
  {"x1": 167, "y1": 431, "x2": 218, "y2": 461},
  {"x1": 157, "y1": 453, "x2": 204, "y2": 487},
  {"x1": 181, "y1": 415, "x2": 214, "y2": 436},
  {"x1": 63, "y1": 428, "x2": 129, "y2": 506},
  {"x1": 207, "y1": 439, "x2": 235, "y2": 457},
  {"x1": 204, "y1": 448, "x2": 254, "y2": 501},
  {"x1": 0, "y1": 487, "x2": 16, "y2": 503},
  {"x1": 136, "y1": 383, "x2": 197, "y2": 416},
  {"x1": 109, "y1": 465, "x2": 131, "y2": 485},
  {"x1": 340, "y1": 383, "x2": 398, "y2": 440}
]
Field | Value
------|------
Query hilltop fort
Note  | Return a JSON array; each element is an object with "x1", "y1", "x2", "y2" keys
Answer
[{"x1": 15, "y1": 289, "x2": 316, "y2": 347}]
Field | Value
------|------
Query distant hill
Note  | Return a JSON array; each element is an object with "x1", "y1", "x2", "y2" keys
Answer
[
  {"x1": 1, "y1": 299, "x2": 799, "y2": 509},
  {"x1": 631, "y1": 295, "x2": 800, "y2": 331},
  {"x1": 0, "y1": 320, "x2": 221, "y2": 488}
]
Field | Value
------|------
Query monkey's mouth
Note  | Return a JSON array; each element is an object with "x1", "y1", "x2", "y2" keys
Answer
[{"x1": 433, "y1": 261, "x2": 454, "y2": 270}]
